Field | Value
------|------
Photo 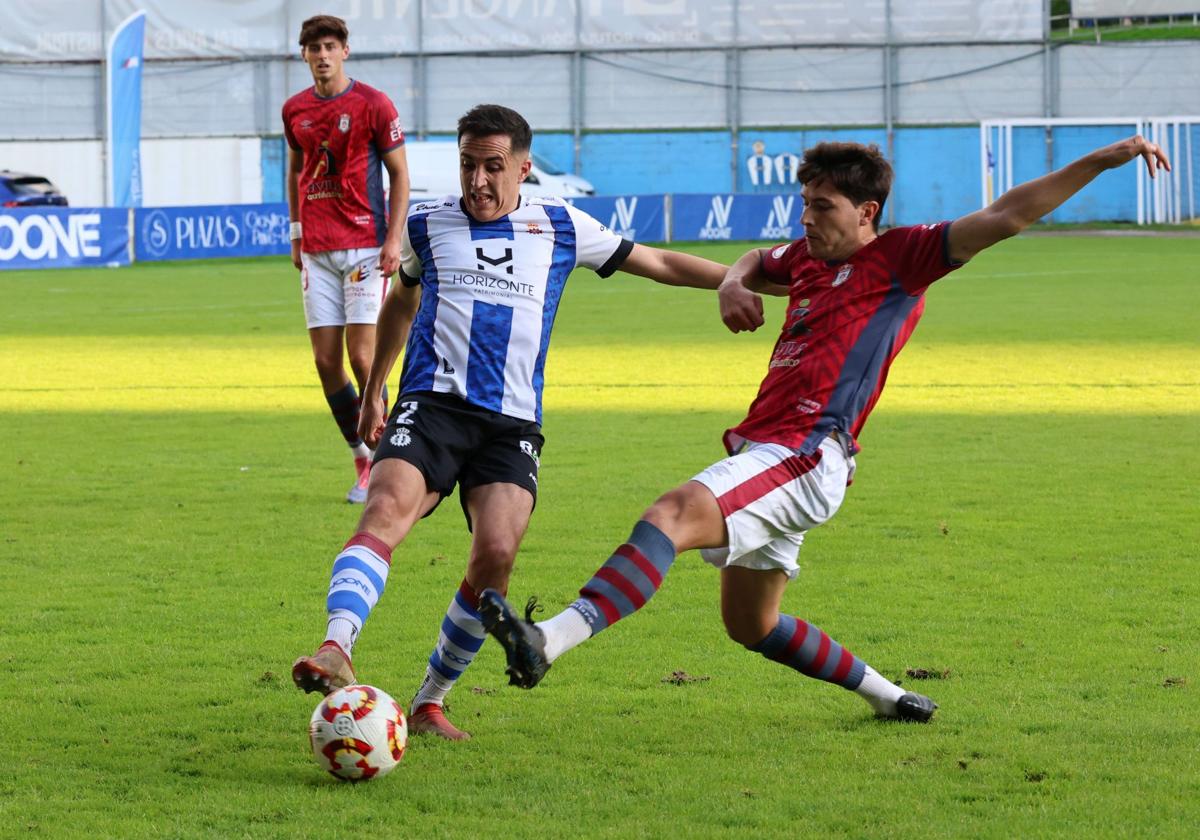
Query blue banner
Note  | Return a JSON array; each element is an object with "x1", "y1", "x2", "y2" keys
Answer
[
  {"x1": 107, "y1": 11, "x2": 146, "y2": 207},
  {"x1": 568, "y1": 194, "x2": 667, "y2": 242},
  {"x1": 135, "y1": 203, "x2": 291, "y2": 261},
  {"x1": 0, "y1": 207, "x2": 130, "y2": 270},
  {"x1": 672, "y1": 193, "x2": 804, "y2": 242}
]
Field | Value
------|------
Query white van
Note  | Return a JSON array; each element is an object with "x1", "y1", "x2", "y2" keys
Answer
[{"x1": 402, "y1": 140, "x2": 595, "y2": 199}]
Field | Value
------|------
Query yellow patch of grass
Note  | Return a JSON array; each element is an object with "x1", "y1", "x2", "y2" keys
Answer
[{"x1": 3, "y1": 337, "x2": 1195, "y2": 415}]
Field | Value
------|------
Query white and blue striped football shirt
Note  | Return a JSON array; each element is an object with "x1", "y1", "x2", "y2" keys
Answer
[{"x1": 398, "y1": 195, "x2": 632, "y2": 424}]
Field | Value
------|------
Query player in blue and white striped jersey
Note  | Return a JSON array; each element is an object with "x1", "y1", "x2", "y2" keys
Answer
[
  {"x1": 293, "y1": 104, "x2": 729, "y2": 740},
  {"x1": 394, "y1": 187, "x2": 631, "y2": 425}
]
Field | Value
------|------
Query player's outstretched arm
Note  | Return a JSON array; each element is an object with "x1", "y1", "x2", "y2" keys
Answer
[
  {"x1": 718, "y1": 247, "x2": 790, "y2": 333},
  {"x1": 618, "y1": 243, "x2": 728, "y2": 290},
  {"x1": 358, "y1": 281, "x2": 421, "y2": 447},
  {"x1": 379, "y1": 146, "x2": 410, "y2": 278},
  {"x1": 948, "y1": 134, "x2": 1171, "y2": 264}
]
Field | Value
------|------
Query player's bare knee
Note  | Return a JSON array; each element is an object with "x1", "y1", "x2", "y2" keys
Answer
[
  {"x1": 313, "y1": 353, "x2": 344, "y2": 383},
  {"x1": 357, "y1": 488, "x2": 416, "y2": 542},
  {"x1": 466, "y1": 546, "x2": 515, "y2": 592},
  {"x1": 469, "y1": 538, "x2": 517, "y2": 573},
  {"x1": 642, "y1": 486, "x2": 691, "y2": 529},
  {"x1": 347, "y1": 354, "x2": 371, "y2": 385}
]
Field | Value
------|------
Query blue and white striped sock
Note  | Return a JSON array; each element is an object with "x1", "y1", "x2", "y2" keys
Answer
[
  {"x1": 412, "y1": 579, "x2": 486, "y2": 708},
  {"x1": 324, "y1": 532, "x2": 392, "y2": 655}
]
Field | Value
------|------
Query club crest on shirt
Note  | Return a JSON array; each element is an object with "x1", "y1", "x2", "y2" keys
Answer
[
  {"x1": 338, "y1": 114, "x2": 351, "y2": 133},
  {"x1": 833, "y1": 264, "x2": 853, "y2": 287}
]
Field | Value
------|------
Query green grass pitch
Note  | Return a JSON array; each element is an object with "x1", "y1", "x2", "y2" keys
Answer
[{"x1": 1, "y1": 235, "x2": 1197, "y2": 837}]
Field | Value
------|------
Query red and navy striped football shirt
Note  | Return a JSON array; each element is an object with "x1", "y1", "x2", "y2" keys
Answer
[
  {"x1": 283, "y1": 79, "x2": 404, "y2": 253},
  {"x1": 727, "y1": 222, "x2": 962, "y2": 456}
]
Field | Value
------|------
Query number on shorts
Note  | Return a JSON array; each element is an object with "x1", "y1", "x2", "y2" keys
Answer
[{"x1": 395, "y1": 401, "x2": 418, "y2": 426}]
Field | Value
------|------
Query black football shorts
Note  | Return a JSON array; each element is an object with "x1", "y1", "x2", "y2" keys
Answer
[{"x1": 373, "y1": 390, "x2": 543, "y2": 525}]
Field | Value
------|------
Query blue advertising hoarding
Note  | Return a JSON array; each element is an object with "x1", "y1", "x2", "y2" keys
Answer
[
  {"x1": 569, "y1": 194, "x2": 667, "y2": 242},
  {"x1": 135, "y1": 203, "x2": 291, "y2": 261},
  {"x1": 1, "y1": 194, "x2": 809, "y2": 271},
  {"x1": 672, "y1": 193, "x2": 803, "y2": 242},
  {"x1": 0, "y1": 207, "x2": 130, "y2": 269}
]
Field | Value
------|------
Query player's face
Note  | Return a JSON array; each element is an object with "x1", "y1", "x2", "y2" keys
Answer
[
  {"x1": 458, "y1": 133, "x2": 531, "y2": 222},
  {"x1": 800, "y1": 179, "x2": 879, "y2": 261},
  {"x1": 302, "y1": 37, "x2": 349, "y2": 85}
]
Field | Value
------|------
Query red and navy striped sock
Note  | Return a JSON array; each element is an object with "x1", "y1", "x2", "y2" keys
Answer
[
  {"x1": 750, "y1": 614, "x2": 867, "y2": 690},
  {"x1": 567, "y1": 520, "x2": 676, "y2": 635},
  {"x1": 325, "y1": 381, "x2": 363, "y2": 447}
]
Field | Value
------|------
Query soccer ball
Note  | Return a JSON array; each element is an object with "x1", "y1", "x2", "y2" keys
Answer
[{"x1": 308, "y1": 684, "x2": 408, "y2": 781}]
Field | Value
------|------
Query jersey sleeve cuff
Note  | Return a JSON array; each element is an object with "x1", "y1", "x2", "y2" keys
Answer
[
  {"x1": 400, "y1": 269, "x2": 420, "y2": 287},
  {"x1": 596, "y1": 238, "x2": 635, "y2": 278},
  {"x1": 941, "y1": 221, "x2": 965, "y2": 267}
]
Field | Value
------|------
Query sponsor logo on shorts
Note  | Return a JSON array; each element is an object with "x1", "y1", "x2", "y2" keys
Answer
[
  {"x1": 520, "y1": 440, "x2": 540, "y2": 468},
  {"x1": 390, "y1": 427, "x2": 411, "y2": 447}
]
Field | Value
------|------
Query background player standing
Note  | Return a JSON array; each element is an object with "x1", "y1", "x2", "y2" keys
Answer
[
  {"x1": 283, "y1": 15, "x2": 410, "y2": 503},
  {"x1": 292, "y1": 104, "x2": 730, "y2": 740},
  {"x1": 479, "y1": 134, "x2": 1171, "y2": 724}
]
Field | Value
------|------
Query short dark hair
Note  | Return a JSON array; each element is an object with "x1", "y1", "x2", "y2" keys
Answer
[
  {"x1": 457, "y1": 104, "x2": 532, "y2": 154},
  {"x1": 798, "y1": 142, "x2": 893, "y2": 230},
  {"x1": 298, "y1": 15, "x2": 349, "y2": 48}
]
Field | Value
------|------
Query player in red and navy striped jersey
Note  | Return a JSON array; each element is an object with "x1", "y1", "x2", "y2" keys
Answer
[
  {"x1": 283, "y1": 15, "x2": 409, "y2": 504},
  {"x1": 480, "y1": 134, "x2": 1171, "y2": 723}
]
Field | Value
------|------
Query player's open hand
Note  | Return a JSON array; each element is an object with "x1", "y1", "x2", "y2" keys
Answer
[
  {"x1": 1103, "y1": 135, "x2": 1171, "y2": 178},
  {"x1": 358, "y1": 395, "x2": 388, "y2": 449},
  {"x1": 719, "y1": 279, "x2": 765, "y2": 333}
]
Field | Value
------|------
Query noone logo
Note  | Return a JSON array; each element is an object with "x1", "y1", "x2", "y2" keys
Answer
[
  {"x1": 608, "y1": 196, "x2": 638, "y2": 238},
  {"x1": 760, "y1": 196, "x2": 794, "y2": 239},
  {"x1": 0, "y1": 212, "x2": 102, "y2": 261},
  {"x1": 700, "y1": 195, "x2": 733, "y2": 240}
]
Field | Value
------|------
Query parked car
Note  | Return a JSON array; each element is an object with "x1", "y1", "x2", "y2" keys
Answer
[{"x1": 0, "y1": 170, "x2": 69, "y2": 207}]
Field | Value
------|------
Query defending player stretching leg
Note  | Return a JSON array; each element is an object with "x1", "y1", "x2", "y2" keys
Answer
[
  {"x1": 292, "y1": 104, "x2": 729, "y2": 740},
  {"x1": 283, "y1": 15, "x2": 410, "y2": 503},
  {"x1": 479, "y1": 134, "x2": 1171, "y2": 722}
]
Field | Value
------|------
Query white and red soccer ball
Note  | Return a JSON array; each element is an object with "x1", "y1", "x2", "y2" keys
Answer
[{"x1": 308, "y1": 684, "x2": 407, "y2": 781}]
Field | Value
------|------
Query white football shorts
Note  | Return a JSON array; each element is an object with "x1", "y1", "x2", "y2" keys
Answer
[
  {"x1": 300, "y1": 247, "x2": 387, "y2": 329},
  {"x1": 693, "y1": 435, "x2": 853, "y2": 579}
]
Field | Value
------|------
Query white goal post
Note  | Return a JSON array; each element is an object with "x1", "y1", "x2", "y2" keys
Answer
[{"x1": 980, "y1": 116, "x2": 1199, "y2": 224}]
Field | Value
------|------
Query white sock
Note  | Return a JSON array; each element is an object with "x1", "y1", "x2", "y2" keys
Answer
[
  {"x1": 325, "y1": 616, "x2": 359, "y2": 655},
  {"x1": 537, "y1": 608, "x2": 592, "y2": 663},
  {"x1": 352, "y1": 442, "x2": 371, "y2": 459},
  {"x1": 854, "y1": 665, "x2": 906, "y2": 717},
  {"x1": 411, "y1": 670, "x2": 454, "y2": 709}
]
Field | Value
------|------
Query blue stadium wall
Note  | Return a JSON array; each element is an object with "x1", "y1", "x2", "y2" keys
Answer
[{"x1": 263, "y1": 124, "x2": 1196, "y2": 228}]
